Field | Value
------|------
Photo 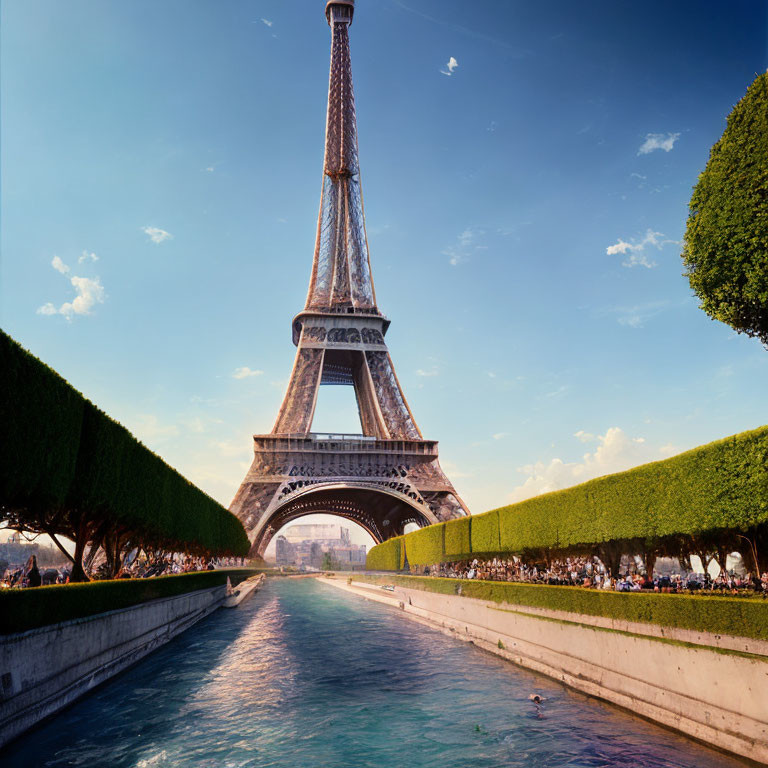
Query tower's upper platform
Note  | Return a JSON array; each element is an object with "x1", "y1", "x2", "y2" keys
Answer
[
  {"x1": 325, "y1": 1, "x2": 354, "y2": 25},
  {"x1": 304, "y1": 0, "x2": 380, "y2": 317}
]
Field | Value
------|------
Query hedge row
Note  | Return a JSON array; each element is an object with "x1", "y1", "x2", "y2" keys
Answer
[
  {"x1": 0, "y1": 330, "x2": 249, "y2": 557},
  {"x1": 355, "y1": 574, "x2": 768, "y2": 643},
  {"x1": 0, "y1": 569, "x2": 260, "y2": 634},
  {"x1": 366, "y1": 425, "x2": 768, "y2": 569}
]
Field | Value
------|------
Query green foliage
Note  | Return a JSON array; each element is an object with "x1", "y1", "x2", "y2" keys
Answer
[
  {"x1": 405, "y1": 524, "x2": 444, "y2": 565},
  {"x1": 0, "y1": 331, "x2": 84, "y2": 511},
  {"x1": 444, "y1": 517, "x2": 471, "y2": 559},
  {"x1": 0, "y1": 330, "x2": 250, "y2": 557},
  {"x1": 683, "y1": 72, "x2": 768, "y2": 344},
  {"x1": 471, "y1": 509, "x2": 500, "y2": 555},
  {"x1": 365, "y1": 537, "x2": 401, "y2": 571},
  {"x1": 355, "y1": 574, "x2": 768, "y2": 643},
  {"x1": 0, "y1": 569, "x2": 260, "y2": 634},
  {"x1": 365, "y1": 425, "x2": 768, "y2": 569}
]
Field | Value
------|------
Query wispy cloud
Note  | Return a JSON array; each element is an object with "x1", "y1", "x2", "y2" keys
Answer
[
  {"x1": 261, "y1": 18, "x2": 273, "y2": 27},
  {"x1": 416, "y1": 367, "x2": 439, "y2": 377},
  {"x1": 232, "y1": 366, "x2": 263, "y2": 380},
  {"x1": 492, "y1": 432, "x2": 508, "y2": 440},
  {"x1": 443, "y1": 227, "x2": 486, "y2": 266},
  {"x1": 606, "y1": 228, "x2": 677, "y2": 268},
  {"x1": 392, "y1": 0, "x2": 530, "y2": 58},
  {"x1": 508, "y1": 427, "x2": 656, "y2": 503},
  {"x1": 142, "y1": 226, "x2": 173, "y2": 244},
  {"x1": 78, "y1": 250, "x2": 99, "y2": 264},
  {"x1": 133, "y1": 414, "x2": 179, "y2": 442},
  {"x1": 51, "y1": 255, "x2": 69, "y2": 274},
  {"x1": 440, "y1": 56, "x2": 458, "y2": 76},
  {"x1": 596, "y1": 300, "x2": 670, "y2": 329},
  {"x1": 638, "y1": 132, "x2": 680, "y2": 155},
  {"x1": 38, "y1": 257, "x2": 105, "y2": 320}
]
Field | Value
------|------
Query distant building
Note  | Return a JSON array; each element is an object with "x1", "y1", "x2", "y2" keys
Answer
[
  {"x1": 274, "y1": 535, "x2": 296, "y2": 567},
  {"x1": 271, "y1": 525, "x2": 366, "y2": 570}
]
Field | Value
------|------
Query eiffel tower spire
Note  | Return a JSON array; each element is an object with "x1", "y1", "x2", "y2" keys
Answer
[
  {"x1": 230, "y1": 0, "x2": 468, "y2": 558},
  {"x1": 306, "y1": 0, "x2": 377, "y2": 313}
]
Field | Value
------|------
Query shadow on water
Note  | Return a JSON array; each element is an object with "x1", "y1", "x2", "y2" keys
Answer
[{"x1": 0, "y1": 578, "x2": 753, "y2": 768}]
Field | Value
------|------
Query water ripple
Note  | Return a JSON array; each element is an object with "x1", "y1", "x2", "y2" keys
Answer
[{"x1": 0, "y1": 579, "x2": 747, "y2": 768}]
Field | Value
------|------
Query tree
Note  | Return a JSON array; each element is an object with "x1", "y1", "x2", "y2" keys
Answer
[
  {"x1": 321, "y1": 551, "x2": 339, "y2": 571},
  {"x1": 682, "y1": 72, "x2": 768, "y2": 345}
]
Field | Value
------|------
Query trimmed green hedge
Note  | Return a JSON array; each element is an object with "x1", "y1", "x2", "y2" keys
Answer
[
  {"x1": 405, "y1": 524, "x2": 444, "y2": 565},
  {"x1": 366, "y1": 536, "x2": 401, "y2": 571},
  {"x1": 0, "y1": 330, "x2": 84, "y2": 512},
  {"x1": 0, "y1": 330, "x2": 249, "y2": 557},
  {"x1": 366, "y1": 425, "x2": 768, "y2": 570},
  {"x1": 354, "y1": 574, "x2": 768, "y2": 643},
  {"x1": 444, "y1": 517, "x2": 471, "y2": 559},
  {"x1": 0, "y1": 569, "x2": 260, "y2": 634},
  {"x1": 471, "y1": 509, "x2": 500, "y2": 555}
]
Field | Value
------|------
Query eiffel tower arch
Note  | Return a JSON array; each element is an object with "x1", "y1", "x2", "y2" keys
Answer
[{"x1": 230, "y1": 0, "x2": 469, "y2": 558}]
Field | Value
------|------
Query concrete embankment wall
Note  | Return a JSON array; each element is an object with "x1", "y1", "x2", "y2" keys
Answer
[
  {"x1": 0, "y1": 584, "x2": 227, "y2": 748},
  {"x1": 320, "y1": 577, "x2": 768, "y2": 765}
]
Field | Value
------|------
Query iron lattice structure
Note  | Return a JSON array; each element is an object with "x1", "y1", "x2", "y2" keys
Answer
[{"x1": 230, "y1": 0, "x2": 469, "y2": 557}]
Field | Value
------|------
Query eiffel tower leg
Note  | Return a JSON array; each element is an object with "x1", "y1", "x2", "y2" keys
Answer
[
  {"x1": 365, "y1": 351, "x2": 421, "y2": 440},
  {"x1": 272, "y1": 347, "x2": 325, "y2": 434}
]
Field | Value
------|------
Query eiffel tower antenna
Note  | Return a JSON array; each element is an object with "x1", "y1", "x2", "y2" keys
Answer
[{"x1": 230, "y1": 0, "x2": 469, "y2": 557}]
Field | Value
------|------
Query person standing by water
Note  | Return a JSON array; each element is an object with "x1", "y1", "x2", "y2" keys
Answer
[{"x1": 24, "y1": 555, "x2": 41, "y2": 588}]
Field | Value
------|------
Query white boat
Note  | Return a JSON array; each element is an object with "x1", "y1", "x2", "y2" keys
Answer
[{"x1": 223, "y1": 573, "x2": 265, "y2": 608}]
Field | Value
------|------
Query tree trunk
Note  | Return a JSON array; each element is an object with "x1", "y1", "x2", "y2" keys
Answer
[{"x1": 69, "y1": 520, "x2": 91, "y2": 582}]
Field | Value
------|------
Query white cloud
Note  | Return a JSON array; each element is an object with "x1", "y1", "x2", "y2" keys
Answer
[
  {"x1": 638, "y1": 132, "x2": 680, "y2": 155},
  {"x1": 416, "y1": 367, "x2": 438, "y2": 377},
  {"x1": 508, "y1": 427, "x2": 655, "y2": 503},
  {"x1": 60, "y1": 276, "x2": 106, "y2": 318},
  {"x1": 232, "y1": 366, "x2": 263, "y2": 380},
  {"x1": 443, "y1": 227, "x2": 486, "y2": 266},
  {"x1": 38, "y1": 259, "x2": 105, "y2": 320},
  {"x1": 142, "y1": 226, "x2": 173, "y2": 244},
  {"x1": 261, "y1": 18, "x2": 273, "y2": 27},
  {"x1": 205, "y1": 166, "x2": 215, "y2": 173},
  {"x1": 492, "y1": 432, "x2": 508, "y2": 440},
  {"x1": 78, "y1": 250, "x2": 99, "y2": 264},
  {"x1": 440, "y1": 56, "x2": 458, "y2": 76},
  {"x1": 573, "y1": 430, "x2": 595, "y2": 443},
  {"x1": 51, "y1": 256, "x2": 70, "y2": 274},
  {"x1": 606, "y1": 228, "x2": 677, "y2": 269}
]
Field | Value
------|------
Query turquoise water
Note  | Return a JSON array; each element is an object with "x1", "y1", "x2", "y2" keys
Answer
[{"x1": 1, "y1": 578, "x2": 747, "y2": 768}]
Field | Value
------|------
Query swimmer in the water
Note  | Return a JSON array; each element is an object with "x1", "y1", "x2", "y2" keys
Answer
[{"x1": 529, "y1": 693, "x2": 545, "y2": 718}]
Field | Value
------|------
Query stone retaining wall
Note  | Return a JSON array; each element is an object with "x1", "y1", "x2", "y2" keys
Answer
[
  {"x1": 0, "y1": 585, "x2": 226, "y2": 748},
  {"x1": 320, "y1": 577, "x2": 768, "y2": 765}
]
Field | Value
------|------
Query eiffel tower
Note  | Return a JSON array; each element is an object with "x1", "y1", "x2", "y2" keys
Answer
[{"x1": 230, "y1": 0, "x2": 469, "y2": 557}]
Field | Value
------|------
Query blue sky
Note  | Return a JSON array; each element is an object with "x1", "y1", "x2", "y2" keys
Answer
[{"x1": 2, "y1": 0, "x2": 767, "y2": 547}]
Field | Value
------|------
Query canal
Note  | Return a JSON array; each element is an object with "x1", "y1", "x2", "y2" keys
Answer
[{"x1": 1, "y1": 578, "x2": 747, "y2": 768}]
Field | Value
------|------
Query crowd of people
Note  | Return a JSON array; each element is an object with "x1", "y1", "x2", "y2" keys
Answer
[
  {"x1": 421, "y1": 555, "x2": 768, "y2": 595},
  {"x1": 0, "y1": 554, "x2": 248, "y2": 589}
]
